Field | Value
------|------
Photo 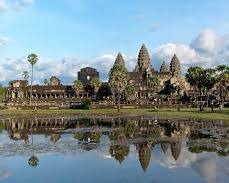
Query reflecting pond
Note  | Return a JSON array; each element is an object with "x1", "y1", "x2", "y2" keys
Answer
[{"x1": 0, "y1": 117, "x2": 228, "y2": 183}]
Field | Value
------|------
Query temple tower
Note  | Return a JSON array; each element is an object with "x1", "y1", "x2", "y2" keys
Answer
[
  {"x1": 170, "y1": 54, "x2": 181, "y2": 77},
  {"x1": 160, "y1": 142, "x2": 170, "y2": 154},
  {"x1": 137, "y1": 142, "x2": 152, "y2": 172},
  {"x1": 171, "y1": 141, "x2": 182, "y2": 161},
  {"x1": 114, "y1": 52, "x2": 125, "y2": 66},
  {"x1": 136, "y1": 44, "x2": 153, "y2": 76}
]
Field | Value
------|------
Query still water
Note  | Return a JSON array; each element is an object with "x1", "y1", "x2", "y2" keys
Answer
[{"x1": 0, "y1": 117, "x2": 228, "y2": 183}]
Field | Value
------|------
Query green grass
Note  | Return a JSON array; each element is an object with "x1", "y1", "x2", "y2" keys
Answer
[{"x1": 0, "y1": 107, "x2": 228, "y2": 122}]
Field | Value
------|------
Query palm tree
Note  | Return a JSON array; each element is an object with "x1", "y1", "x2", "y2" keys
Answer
[
  {"x1": 73, "y1": 80, "x2": 83, "y2": 98},
  {"x1": 201, "y1": 68, "x2": 216, "y2": 106},
  {"x1": 109, "y1": 64, "x2": 128, "y2": 112},
  {"x1": 90, "y1": 78, "x2": 102, "y2": 98},
  {"x1": 185, "y1": 67, "x2": 203, "y2": 103},
  {"x1": 43, "y1": 79, "x2": 48, "y2": 85},
  {"x1": 27, "y1": 53, "x2": 38, "y2": 105},
  {"x1": 22, "y1": 71, "x2": 29, "y2": 80},
  {"x1": 215, "y1": 65, "x2": 229, "y2": 108}
]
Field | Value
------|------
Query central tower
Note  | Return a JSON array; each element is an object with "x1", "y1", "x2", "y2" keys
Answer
[{"x1": 136, "y1": 44, "x2": 153, "y2": 77}]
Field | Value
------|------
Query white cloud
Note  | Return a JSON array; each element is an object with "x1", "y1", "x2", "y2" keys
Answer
[
  {"x1": 152, "y1": 29, "x2": 229, "y2": 73},
  {"x1": 0, "y1": 29, "x2": 228, "y2": 85},
  {"x1": 0, "y1": 53, "x2": 136, "y2": 85},
  {"x1": 0, "y1": 170, "x2": 12, "y2": 181},
  {"x1": 0, "y1": 0, "x2": 7, "y2": 11},
  {"x1": 191, "y1": 29, "x2": 219, "y2": 55},
  {"x1": 0, "y1": 36, "x2": 13, "y2": 46},
  {"x1": 0, "y1": 0, "x2": 34, "y2": 12},
  {"x1": 14, "y1": 0, "x2": 34, "y2": 10}
]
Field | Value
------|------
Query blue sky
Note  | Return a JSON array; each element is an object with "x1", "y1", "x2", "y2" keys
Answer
[{"x1": 0, "y1": 0, "x2": 229, "y2": 84}]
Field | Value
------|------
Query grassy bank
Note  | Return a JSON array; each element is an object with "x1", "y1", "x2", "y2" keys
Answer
[{"x1": 0, "y1": 107, "x2": 228, "y2": 122}]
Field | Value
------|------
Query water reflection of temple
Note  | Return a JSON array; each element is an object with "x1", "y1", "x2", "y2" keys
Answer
[{"x1": 0, "y1": 117, "x2": 227, "y2": 171}]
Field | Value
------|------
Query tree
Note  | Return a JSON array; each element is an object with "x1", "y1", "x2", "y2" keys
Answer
[
  {"x1": 148, "y1": 75, "x2": 161, "y2": 94},
  {"x1": 109, "y1": 64, "x2": 128, "y2": 112},
  {"x1": 22, "y1": 71, "x2": 29, "y2": 80},
  {"x1": 201, "y1": 68, "x2": 216, "y2": 106},
  {"x1": 124, "y1": 83, "x2": 137, "y2": 103},
  {"x1": 43, "y1": 79, "x2": 48, "y2": 85},
  {"x1": 90, "y1": 78, "x2": 102, "y2": 97},
  {"x1": 27, "y1": 53, "x2": 38, "y2": 105},
  {"x1": 215, "y1": 65, "x2": 229, "y2": 105},
  {"x1": 0, "y1": 84, "x2": 6, "y2": 102},
  {"x1": 185, "y1": 67, "x2": 203, "y2": 102},
  {"x1": 73, "y1": 80, "x2": 83, "y2": 98}
]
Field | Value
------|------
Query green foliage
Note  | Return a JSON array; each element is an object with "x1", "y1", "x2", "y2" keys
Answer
[
  {"x1": 201, "y1": 68, "x2": 217, "y2": 92},
  {"x1": 109, "y1": 63, "x2": 129, "y2": 112},
  {"x1": 73, "y1": 80, "x2": 83, "y2": 95},
  {"x1": 109, "y1": 64, "x2": 129, "y2": 95},
  {"x1": 0, "y1": 85, "x2": 6, "y2": 102},
  {"x1": 43, "y1": 79, "x2": 48, "y2": 85},
  {"x1": 28, "y1": 53, "x2": 38, "y2": 66},
  {"x1": 90, "y1": 78, "x2": 102, "y2": 93},
  {"x1": 109, "y1": 144, "x2": 129, "y2": 163},
  {"x1": 185, "y1": 66, "x2": 203, "y2": 89},
  {"x1": 22, "y1": 71, "x2": 29, "y2": 80},
  {"x1": 81, "y1": 99, "x2": 92, "y2": 110},
  {"x1": 28, "y1": 155, "x2": 39, "y2": 167},
  {"x1": 125, "y1": 83, "x2": 137, "y2": 101},
  {"x1": 148, "y1": 75, "x2": 161, "y2": 93},
  {"x1": 215, "y1": 65, "x2": 229, "y2": 101}
]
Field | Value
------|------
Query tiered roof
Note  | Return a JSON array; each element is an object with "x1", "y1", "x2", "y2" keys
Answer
[
  {"x1": 170, "y1": 54, "x2": 181, "y2": 77},
  {"x1": 137, "y1": 44, "x2": 152, "y2": 72},
  {"x1": 114, "y1": 52, "x2": 125, "y2": 66}
]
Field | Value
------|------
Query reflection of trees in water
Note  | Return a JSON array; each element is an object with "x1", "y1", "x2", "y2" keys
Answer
[
  {"x1": 109, "y1": 144, "x2": 130, "y2": 164},
  {"x1": 74, "y1": 131, "x2": 102, "y2": 142},
  {"x1": 109, "y1": 126, "x2": 130, "y2": 163},
  {"x1": 188, "y1": 140, "x2": 229, "y2": 157},
  {"x1": 74, "y1": 131, "x2": 102, "y2": 151},
  {"x1": 28, "y1": 155, "x2": 39, "y2": 167},
  {"x1": 0, "y1": 117, "x2": 228, "y2": 164},
  {"x1": 161, "y1": 141, "x2": 170, "y2": 154},
  {"x1": 50, "y1": 134, "x2": 61, "y2": 143}
]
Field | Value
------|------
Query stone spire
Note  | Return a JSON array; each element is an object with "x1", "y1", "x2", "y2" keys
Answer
[
  {"x1": 137, "y1": 44, "x2": 153, "y2": 73},
  {"x1": 160, "y1": 142, "x2": 170, "y2": 154},
  {"x1": 137, "y1": 143, "x2": 152, "y2": 172},
  {"x1": 114, "y1": 52, "x2": 125, "y2": 66},
  {"x1": 170, "y1": 54, "x2": 181, "y2": 77},
  {"x1": 160, "y1": 61, "x2": 168, "y2": 73}
]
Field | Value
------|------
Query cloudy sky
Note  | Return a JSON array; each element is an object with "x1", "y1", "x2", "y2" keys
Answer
[{"x1": 0, "y1": 0, "x2": 229, "y2": 85}]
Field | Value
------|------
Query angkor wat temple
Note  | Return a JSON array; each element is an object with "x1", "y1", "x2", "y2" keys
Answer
[{"x1": 5, "y1": 44, "x2": 190, "y2": 105}]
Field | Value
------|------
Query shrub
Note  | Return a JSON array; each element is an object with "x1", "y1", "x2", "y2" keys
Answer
[{"x1": 81, "y1": 99, "x2": 92, "y2": 110}]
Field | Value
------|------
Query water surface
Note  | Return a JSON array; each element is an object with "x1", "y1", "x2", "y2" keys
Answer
[{"x1": 0, "y1": 117, "x2": 228, "y2": 183}]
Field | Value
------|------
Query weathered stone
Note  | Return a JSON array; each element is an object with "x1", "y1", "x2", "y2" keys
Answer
[
  {"x1": 170, "y1": 54, "x2": 181, "y2": 77},
  {"x1": 114, "y1": 52, "x2": 125, "y2": 66}
]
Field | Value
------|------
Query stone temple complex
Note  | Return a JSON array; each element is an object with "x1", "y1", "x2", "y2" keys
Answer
[{"x1": 5, "y1": 44, "x2": 190, "y2": 105}]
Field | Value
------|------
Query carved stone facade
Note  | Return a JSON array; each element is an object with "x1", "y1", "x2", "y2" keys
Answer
[
  {"x1": 6, "y1": 44, "x2": 190, "y2": 103},
  {"x1": 50, "y1": 76, "x2": 61, "y2": 86},
  {"x1": 170, "y1": 54, "x2": 181, "y2": 77},
  {"x1": 78, "y1": 67, "x2": 99, "y2": 86}
]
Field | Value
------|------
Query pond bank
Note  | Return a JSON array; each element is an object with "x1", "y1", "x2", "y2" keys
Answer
[{"x1": 0, "y1": 108, "x2": 228, "y2": 122}]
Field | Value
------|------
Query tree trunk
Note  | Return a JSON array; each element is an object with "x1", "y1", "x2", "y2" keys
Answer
[
  {"x1": 30, "y1": 65, "x2": 33, "y2": 105},
  {"x1": 118, "y1": 93, "x2": 121, "y2": 113}
]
